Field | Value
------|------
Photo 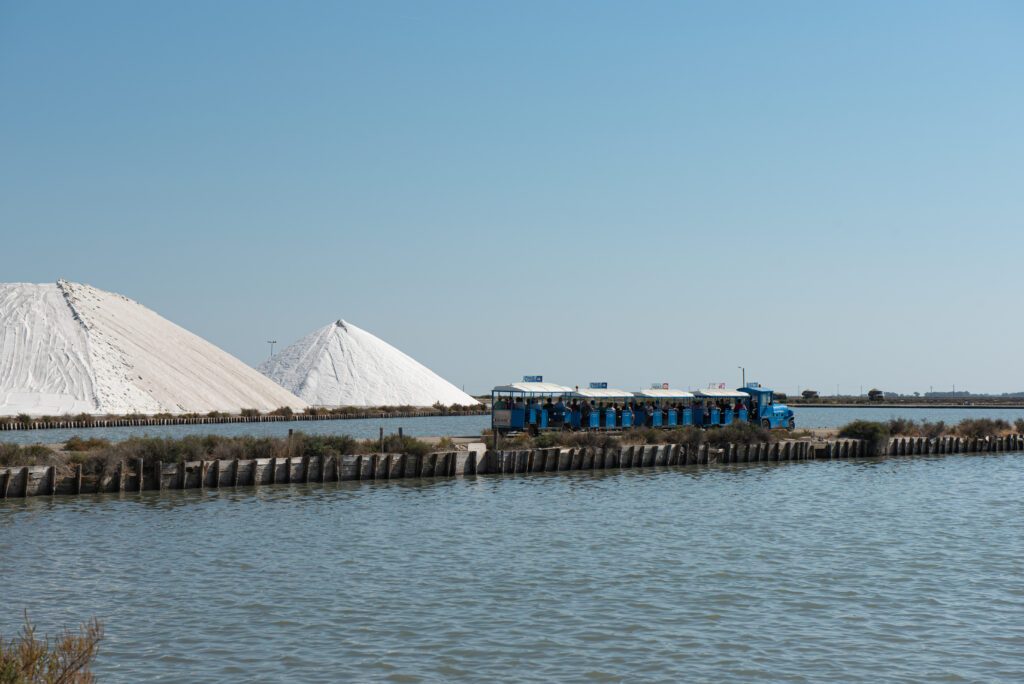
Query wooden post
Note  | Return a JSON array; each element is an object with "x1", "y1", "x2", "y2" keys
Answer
[
  {"x1": 20, "y1": 467, "x2": 29, "y2": 497},
  {"x1": 137, "y1": 458, "x2": 144, "y2": 492},
  {"x1": 179, "y1": 462, "x2": 187, "y2": 489},
  {"x1": 73, "y1": 465, "x2": 82, "y2": 495},
  {"x1": 155, "y1": 460, "x2": 162, "y2": 491},
  {"x1": 285, "y1": 457, "x2": 292, "y2": 484},
  {"x1": 213, "y1": 460, "x2": 221, "y2": 489},
  {"x1": 252, "y1": 459, "x2": 260, "y2": 487},
  {"x1": 1, "y1": 469, "x2": 9, "y2": 499},
  {"x1": 232, "y1": 458, "x2": 240, "y2": 487},
  {"x1": 320, "y1": 455, "x2": 327, "y2": 483},
  {"x1": 302, "y1": 455, "x2": 310, "y2": 484},
  {"x1": 269, "y1": 457, "x2": 277, "y2": 485},
  {"x1": 353, "y1": 455, "x2": 362, "y2": 481},
  {"x1": 48, "y1": 465, "x2": 56, "y2": 495},
  {"x1": 118, "y1": 461, "x2": 125, "y2": 493},
  {"x1": 379, "y1": 427, "x2": 384, "y2": 455},
  {"x1": 369, "y1": 454, "x2": 378, "y2": 480}
]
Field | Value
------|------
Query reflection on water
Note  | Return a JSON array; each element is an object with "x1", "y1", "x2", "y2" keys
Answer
[{"x1": 3, "y1": 454, "x2": 1024, "y2": 681}]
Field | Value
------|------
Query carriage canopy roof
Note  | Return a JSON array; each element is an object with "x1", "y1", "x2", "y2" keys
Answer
[
  {"x1": 492, "y1": 382, "x2": 574, "y2": 394},
  {"x1": 571, "y1": 388, "x2": 634, "y2": 399},
  {"x1": 634, "y1": 388, "x2": 696, "y2": 399},
  {"x1": 693, "y1": 388, "x2": 749, "y2": 398}
]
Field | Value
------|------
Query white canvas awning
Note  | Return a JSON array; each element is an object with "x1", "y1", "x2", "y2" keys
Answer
[
  {"x1": 634, "y1": 388, "x2": 695, "y2": 399},
  {"x1": 693, "y1": 388, "x2": 748, "y2": 398},
  {"x1": 571, "y1": 388, "x2": 634, "y2": 399},
  {"x1": 492, "y1": 382, "x2": 574, "y2": 394}
]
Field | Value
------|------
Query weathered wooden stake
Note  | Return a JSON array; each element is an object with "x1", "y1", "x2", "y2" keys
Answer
[{"x1": 155, "y1": 460, "x2": 162, "y2": 491}]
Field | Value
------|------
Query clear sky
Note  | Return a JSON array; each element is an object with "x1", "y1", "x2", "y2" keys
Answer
[{"x1": 2, "y1": 1, "x2": 1022, "y2": 396}]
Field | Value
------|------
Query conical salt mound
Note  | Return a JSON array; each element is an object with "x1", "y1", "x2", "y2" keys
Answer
[
  {"x1": 0, "y1": 280, "x2": 306, "y2": 416},
  {"x1": 259, "y1": 320, "x2": 477, "y2": 407}
]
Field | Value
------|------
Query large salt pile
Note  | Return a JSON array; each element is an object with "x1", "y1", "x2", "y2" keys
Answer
[
  {"x1": 259, "y1": 319, "x2": 477, "y2": 407},
  {"x1": 0, "y1": 280, "x2": 307, "y2": 416}
]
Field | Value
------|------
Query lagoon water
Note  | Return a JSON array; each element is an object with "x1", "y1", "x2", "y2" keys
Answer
[
  {"x1": 4, "y1": 406, "x2": 1024, "y2": 445},
  {"x1": 2, "y1": 454, "x2": 1024, "y2": 681}
]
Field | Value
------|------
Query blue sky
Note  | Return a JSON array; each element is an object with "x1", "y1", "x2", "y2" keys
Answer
[{"x1": 2, "y1": 1, "x2": 1022, "y2": 395}]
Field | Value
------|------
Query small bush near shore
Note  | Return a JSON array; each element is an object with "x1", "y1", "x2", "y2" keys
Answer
[
  {"x1": 0, "y1": 444, "x2": 58, "y2": 468},
  {"x1": 704, "y1": 423, "x2": 772, "y2": 447},
  {"x1": 955, "y1": 418, "x2": 1011, "y2": 439},
  {"x1": 838, "y1": 420, "x2": 890, "y2": 454},
  {"x1": 239, "y1": 408, "x2": 261, "y2": 418},
  {"x1": 269, "y1": 406, "x2": 293, "y2": 417},
  {"x1": 0, "y1": 612, "x2": 103, "y2": 683},
  {"x1": 886, "y1": 418, "x2": 947, "y2": 439},
  {"x1": 15, "y1": 414, "x2": 31, "y2": 425},
  {"x1": 64, "y1": 437, "x2": 112, "y2": 452}
]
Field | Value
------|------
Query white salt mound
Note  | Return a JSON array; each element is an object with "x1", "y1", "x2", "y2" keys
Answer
[
  {"x1": 259, "y1": 320, "x2": 477, "y2": 407},
  {"x1": 0, "y1": 280, "x2": 307, "y2": 416}
]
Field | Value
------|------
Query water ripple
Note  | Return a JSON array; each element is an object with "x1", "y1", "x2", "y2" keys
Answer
[{"x1": 2, "y1": 454, "x2": 1024, "y2": 681}]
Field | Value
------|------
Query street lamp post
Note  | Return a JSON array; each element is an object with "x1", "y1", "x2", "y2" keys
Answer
[
  {"x1": 267, "y1": 340, "x2": 277, "y2": 360},
  {"x1": 738, "y1": 366, "x2": 745, "y2": 387}
]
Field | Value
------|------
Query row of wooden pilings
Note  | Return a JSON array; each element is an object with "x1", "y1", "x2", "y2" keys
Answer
[
  {"x1": 887, "y1": 434, "x2": 1024, "y2": 455},
  {"x1": 2, "y1": 434, "x2": 1022, "y2": 500},
  {"x1": 0, "y1": 410, "x2": 488, "y2": 432}
]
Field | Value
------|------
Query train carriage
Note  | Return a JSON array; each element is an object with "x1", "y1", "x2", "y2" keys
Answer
[{"x1": 491, "y1": 380, "x2": 794, "y2": 434}]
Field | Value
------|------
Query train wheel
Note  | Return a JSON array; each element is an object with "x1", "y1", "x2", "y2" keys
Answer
[{"x1": 787, "y1": 418, "x2": 796, "y2": 431}]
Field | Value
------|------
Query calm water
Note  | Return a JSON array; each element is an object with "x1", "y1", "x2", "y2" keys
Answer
[
  {"x1": 4, "y1": 406, "x2": 1024, "y2": 445},
  {"x1": 2, "y1": 454, "x2": 1023, "y2": 681}
]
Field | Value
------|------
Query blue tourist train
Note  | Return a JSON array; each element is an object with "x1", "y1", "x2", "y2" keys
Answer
[{"x1": 490, "y1": 379, "x2": 795, "y2": 434}]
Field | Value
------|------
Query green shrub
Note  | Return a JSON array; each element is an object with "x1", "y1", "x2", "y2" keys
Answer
[
  {"x1": 269, "y1": 406, "x2": 294, "y2": 417},
  {"x1": 838, "y1": 420, "x2": 890, "y2": 455},
  {"x1": 919, "y1": 420, "x2": 947, "y2": 439},
  {"x1": 15, "y1": 414, "x2": 31, "y2": 425},
  {"x1": 705, "y1": 422, "x2": 772, "y2": 447},
  {"x1": 663, "y1": 427, "x2": 704, "y2": 451},
  {"x1": 239, "y1": 408, "x2": 261, "y2": 418},
  {"x1": 0, "y1": 444, "x2": 58, "y2": 467},
  {"x1": 955, "y1": 418, "x2": 1010, "y2": 439},
  {"x1": 886, "y1": 418, "x2": 917, "y2": 436}
]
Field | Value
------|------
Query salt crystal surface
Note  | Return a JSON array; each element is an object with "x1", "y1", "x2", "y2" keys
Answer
[
  {"x1": 258, "y1": 319, "x2": 477, "y2": 407},
  {"x1": 0, "y1": 281, "x2": 306, "y2": 416}
]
